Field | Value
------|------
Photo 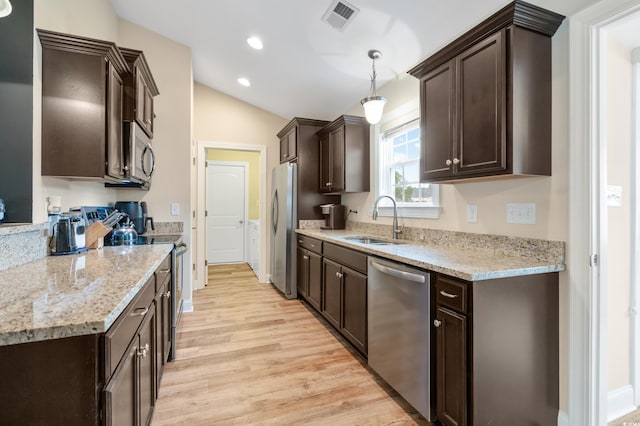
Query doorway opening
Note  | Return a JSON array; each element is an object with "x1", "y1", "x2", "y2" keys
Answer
[
  {"x1": 195, "y1": 141, "x2": 267, "y2": 290},
  {"x1": 569, "y1": 0, "x2": 640, "y2": 424}
]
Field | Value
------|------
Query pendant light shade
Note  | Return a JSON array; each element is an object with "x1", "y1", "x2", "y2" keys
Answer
[
  {"x1": 0, "y1": 0, "x2": 12, "y2": 18},
  {"x1": 361, "y1": 49, "x2": 386, "y2": 124}
]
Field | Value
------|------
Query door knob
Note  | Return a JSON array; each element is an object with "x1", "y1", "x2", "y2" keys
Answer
[
  {"x1": 434, "y1": 319, "x2": 442, "y2": 327},
  {"x1": 239, "y1": 220, "x2": 244, "y2": 224},
  {"x1": 452, "y1": 158, "x2": 460, "y2": 165},
  {"x1": 445, "y1": 159, "x2": 452, "y2": 166}
]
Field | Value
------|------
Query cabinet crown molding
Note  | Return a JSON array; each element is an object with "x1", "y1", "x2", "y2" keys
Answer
[
  {"x1": 36, "y1": 28, "x2": 130, "y2": 76},
  {"x1": 120, "y1": 47, "x2": 160, "y2": 96},
  {"x1": 277, "y1": 117, "x2": 329, "y2": 138},
  {"x1": 407, "y1": 0, "x2": 564, "y2": 78},
  {"x1": 316, "y1": 114, "x2": 368, "y2": 136}
]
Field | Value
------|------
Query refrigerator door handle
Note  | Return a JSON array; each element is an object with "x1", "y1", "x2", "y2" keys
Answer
[{"x1": 272, "y1": 190, "x2": 279, "y2": 234}]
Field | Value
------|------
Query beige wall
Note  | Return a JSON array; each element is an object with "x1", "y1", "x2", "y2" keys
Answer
[
  {"x1": 343, "y1": 22, "x2": 572, "y2": 409},
  {"x1": 605, "y1": 35, "x2": 633, "y2": 392},
  {"x1": 207, "y1": 149, "x2": 260, "y2": 220},
  {"x1": 193, "y1": 82, "x2": 288, "y2": 285}
]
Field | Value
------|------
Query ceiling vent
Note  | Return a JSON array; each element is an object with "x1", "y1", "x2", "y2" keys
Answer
[{"x1": 322, "y1": 0, "x2": 360, "y2": 31}]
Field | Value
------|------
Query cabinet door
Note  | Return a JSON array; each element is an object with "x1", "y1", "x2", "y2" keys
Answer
[
  {"x1": 162, "y1": 281, "x2": 171, "y2": 364},
  {"x1": 420, "y1": 60, "x2": 455, "y2": 181},
  {"x1": 106, "y1": 62, "x2": 124, "y2": 179},
  {"x1": 319, "y1": 134, "x2": 332, "y2": 192},
  {"x1": 279, "y1": 127, "x2": 296, "y2": 163},
  {"x1": 307, "y1": 251, "x2": 322, "y2": 311},
  {"x1": 135, "y1": 70, "x2": 146, "y2": 129},
  {"x1": 436, "y1": 306, "x2": 467, "y2": 426},
  {"x1": 341, "y1": 266, "x2": 367, "y2": 355},
  {"x1": 143, "y1": 84, "x2": 154, "y2": 137},
  {"x1": 296, "y1": 247, "x2": 309, "y2": 298},
  {"x1": 456, "y1": 30, "x2": 506, "y2": 176},
  {"x1": 329, "y1": 127, "x2": 345, "y2": 192},
  {"x1": 138, "y1": 308, "x2": 155, "y2": 426},
  {"x1": 103, "y1": 339, "x2": 137, "y2": 426},
  {"x1": 322, "y1": 258, "x2": 342, "y2": 329}
]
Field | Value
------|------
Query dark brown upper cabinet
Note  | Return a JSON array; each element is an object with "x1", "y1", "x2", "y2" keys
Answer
[
  {"x1": 408, "y1": 0, "x2": 564, "y2": 183},
  {"x1": 120, "y1": 48, "x2": 159, "y2": 138},
  {"x1": 276, "y1": 118, "x2": 340, "y2": 219},
  {"x1": 317, "y1": 115, "x2": 370, "y2": 194},
  {"x1": 38, "y1": 29, "x2": 130, "y2": 181}
]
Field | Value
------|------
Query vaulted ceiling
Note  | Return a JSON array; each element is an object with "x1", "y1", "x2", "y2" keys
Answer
[{"x1": 110, "y1": 0, "x2": 601, "y2": 121}]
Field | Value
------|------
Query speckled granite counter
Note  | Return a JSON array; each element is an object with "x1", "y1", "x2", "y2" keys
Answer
[
  {"x1": 296, "y1": 229, "x2": 565, "y2": 281},
  {"x1": 0, "y1": 244, "x2": 173, "y2": 346}
]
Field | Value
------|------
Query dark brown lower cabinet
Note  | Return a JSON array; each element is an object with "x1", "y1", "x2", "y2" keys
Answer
[
  {"x1": 154, "y1": 272, "x2": 171, "y2": 395},
  {"x1": 322, "y1": 258, "x2": 342, "y2": 330},
  {"x1": 433, "y1": 272, "x2": 558, "y2": 426},
  {"x1": 320, "y1": 242, "x2": 368, "y2": 356},
  {"x1": 435, "y1": 306, "x2": 467, "y2": 426}
]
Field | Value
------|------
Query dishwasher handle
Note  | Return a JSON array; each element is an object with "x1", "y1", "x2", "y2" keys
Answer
[{"x1": 369, "y1": 260, "x2": 426, "y2": 284}]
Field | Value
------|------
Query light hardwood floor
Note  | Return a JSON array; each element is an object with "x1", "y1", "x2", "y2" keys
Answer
[{"x1": 152, "y1": 263, "x2": 430, "y2": 425}]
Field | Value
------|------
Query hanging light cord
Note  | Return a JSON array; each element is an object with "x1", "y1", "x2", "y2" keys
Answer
[{"x1": 369, "y1": 56, "x2": 378, "y2": 97}]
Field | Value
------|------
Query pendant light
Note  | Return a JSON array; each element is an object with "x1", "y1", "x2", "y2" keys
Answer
[
  {"x1": 360, "y1": 49, "x2": 386, "y2": 125},
  {"x1": 0, "y1": 0, "x2": 12, "y2": 18}
]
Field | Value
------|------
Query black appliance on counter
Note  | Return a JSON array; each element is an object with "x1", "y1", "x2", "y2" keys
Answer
[
  {"x1": 114, "y1": 201, "x2": 154, "y2": 235},
  {"x1": 49, "y1": 214, "x2": 87, "y2": 255}
]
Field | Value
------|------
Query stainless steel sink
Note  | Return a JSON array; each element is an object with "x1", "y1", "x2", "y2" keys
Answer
[{"x1": 344, "y1": 236, "x2": 404, "y2": 245}]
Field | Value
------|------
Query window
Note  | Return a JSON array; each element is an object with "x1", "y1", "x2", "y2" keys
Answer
[{"x1": 376, "y1": 117, "x2": 439, "y2": 218}]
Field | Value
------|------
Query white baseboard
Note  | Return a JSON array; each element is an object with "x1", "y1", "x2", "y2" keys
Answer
[
  {"x1": 558, "y1": 410, "x2": 568, "y2": 426},
  {"x1": 608, "y1": 385, "x2": 636, "y2": 422},
  {"x1": 183, "y1": 300, "x2": 194, "y2": 313}
]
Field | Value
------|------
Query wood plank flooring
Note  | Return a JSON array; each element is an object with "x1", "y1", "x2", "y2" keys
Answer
[{"x1": 152, "y1": 263, "x2": 430, "y2": 425}]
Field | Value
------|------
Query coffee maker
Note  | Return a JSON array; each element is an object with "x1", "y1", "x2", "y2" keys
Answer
[
  {"x1": 114, "y1": 201, "x2": 154, "y2": 235},
  {"x1": 320, "y1": 204, "x2": 346, "y2": 230}
]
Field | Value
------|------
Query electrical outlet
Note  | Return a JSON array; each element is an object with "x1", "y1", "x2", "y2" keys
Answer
[
  {"x1": 467, "y1": 204, "x2": 477, "y2": 223},
  {"x1": 506, "y1": 203, "x2": 535, "y2": 224},
  {"x1": 171, "y1": 203, "x2": 180, "y2": 216}
]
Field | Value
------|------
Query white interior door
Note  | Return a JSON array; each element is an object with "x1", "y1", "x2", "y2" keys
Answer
[{"x1": 206, "y1": 161, "x2": 247, "y2": 264}]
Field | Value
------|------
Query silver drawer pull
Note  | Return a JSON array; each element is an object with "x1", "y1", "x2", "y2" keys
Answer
[
  {"x1": 137, "y1": 343, "x2": 150, "y2": 358},
  {"x1": 298, "y1": 240, "x2": 303, "y2": 243},
  {"x1": 336, "y1": 271, "x2": 343, "y2": 278},
  {"x1": 439, "y1": 290, "x2": 459, "y2": 299},
  {"x1": 434, "y1": 319, "x2": 442, "y2": 327},
  {"x1": 164, "y1": 290, "x2": 171, "y2": 299},
  {"x1": 157, "y1": 269, "x2": 170, "y2": 274},
  {"x1": 303, "y1": 255, "x2": 309, "y2": 260},
  {"x1": 131, "y1": 306, "x2": 149, "y2": 317},
  {"x1": 325, "y1": 182, "x2": 332, "y2": 186}
]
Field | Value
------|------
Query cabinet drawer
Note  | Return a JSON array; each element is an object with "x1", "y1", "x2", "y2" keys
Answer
[
  {"x1": 323, "y1": 242, "x2": 367, "y2": 274},
  {"x1": 154, "y1": 255, "x2": 171, "y2": 292},
  {"x1": 297, "y1": 235, "x2": 322, "y2": 254},
  {"x1": 436, "y1": 275, "x2": 468, "y2": 314},
  {"x1": 105, "y1": 276, "x2": 155, "y2": 378}
]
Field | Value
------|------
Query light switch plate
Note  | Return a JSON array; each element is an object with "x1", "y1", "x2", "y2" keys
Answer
[
  {"x1": 467, "y1": 204, "x2": 477, "y2": 223},
  {"x1": 171, "y1": 203, "x2": 180, "y2": 216},
  {"x1": 506, "y1": 203, "x2": 536, "y2": 224}
]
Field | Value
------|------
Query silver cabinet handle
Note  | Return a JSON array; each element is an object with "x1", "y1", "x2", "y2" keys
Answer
[
  {"x1": 325, "y1": 182, "x2": 332, "y2": 186},
  {"x1": 434, "y1": 319, "x2": 442, "y2": 327},
  {"x1": 131, "y1": 306, "x2": 149, "y2": 317},
  {"x1": 445, "y1": 159, "x2": 452, "y2": 166},
  {"x1": 336, "y1": 271, "x2": 343, "y2": 278},
  {"x1": 164, "y1": 290, "x2": 171, "y2": 299},
  {"x1": 298, "y1": 240, "x2": 303, "y2": 243},
  {"x1": 440, "y1": 290, "x2": 459, "y2": 299},
  {"x1": 303, "y1": 255, "x2": 309, "y2": 260},
  {"x1": 137, "y1": 343, "x2": 150, "y2": 358},
  {"x1": 453, "y1": 158, "x2": 460, "y2": 165},
  {"x1": 157, "y1": 269, "x2": 170, "y2": 274}
]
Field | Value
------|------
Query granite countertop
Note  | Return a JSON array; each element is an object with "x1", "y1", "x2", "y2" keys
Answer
[
  {"x1": 296, "y1": 229, "x2": 565, "y2": 281},
  {"x1": 0, "y1": 244, "x2": 173, "y2": 346}
]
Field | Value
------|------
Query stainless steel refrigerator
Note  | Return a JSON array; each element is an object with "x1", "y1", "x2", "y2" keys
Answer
[{"x1": 270, "y1": 162, "x2": 297, "y2": 299}]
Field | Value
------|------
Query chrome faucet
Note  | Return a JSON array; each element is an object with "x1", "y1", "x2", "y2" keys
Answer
[{"x1": 372, "y1": 195, "x2": 403, "y2": 239}]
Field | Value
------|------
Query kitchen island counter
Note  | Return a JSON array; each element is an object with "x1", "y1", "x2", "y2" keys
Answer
[
  {"x1": 0, "y1": 244, "x2": 173, "y2": 346},
  {"x1": 296, "y1": 228, "x2": 565, "y2": 281}
]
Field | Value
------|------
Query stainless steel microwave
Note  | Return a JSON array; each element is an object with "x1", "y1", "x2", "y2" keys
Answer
[{"x1": 123, "y1": 121, "x2": 155, "y2": 188}]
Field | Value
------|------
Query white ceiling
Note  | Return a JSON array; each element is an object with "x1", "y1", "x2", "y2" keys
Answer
[{"x1": 110, "y1": 0, "x2": 601, "y2": 121}]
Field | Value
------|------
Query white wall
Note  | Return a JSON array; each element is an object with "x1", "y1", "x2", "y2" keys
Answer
[
  {"x1": 605, "y1": 34, "x2": 633, "y2": 392},
  {"x1": 343, "y1": 22, "x2": 572, "y2": 410}
]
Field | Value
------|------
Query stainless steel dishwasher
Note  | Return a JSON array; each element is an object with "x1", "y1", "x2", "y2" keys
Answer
[{"x1": 368, "y1": 257, "x2": 431, "y2": 421}]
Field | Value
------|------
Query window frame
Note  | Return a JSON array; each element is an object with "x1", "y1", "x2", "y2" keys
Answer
[{"x1": 374, "y1": 103, "x2": 440, "y2": 219}]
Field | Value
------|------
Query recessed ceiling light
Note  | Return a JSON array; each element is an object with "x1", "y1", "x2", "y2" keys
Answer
[
  {"x1": 237, "y1": 77, "x2": 251, "y2": 87},
  {"x1": 246, "y1": 36, "x2": 263, "y2": 50}
]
